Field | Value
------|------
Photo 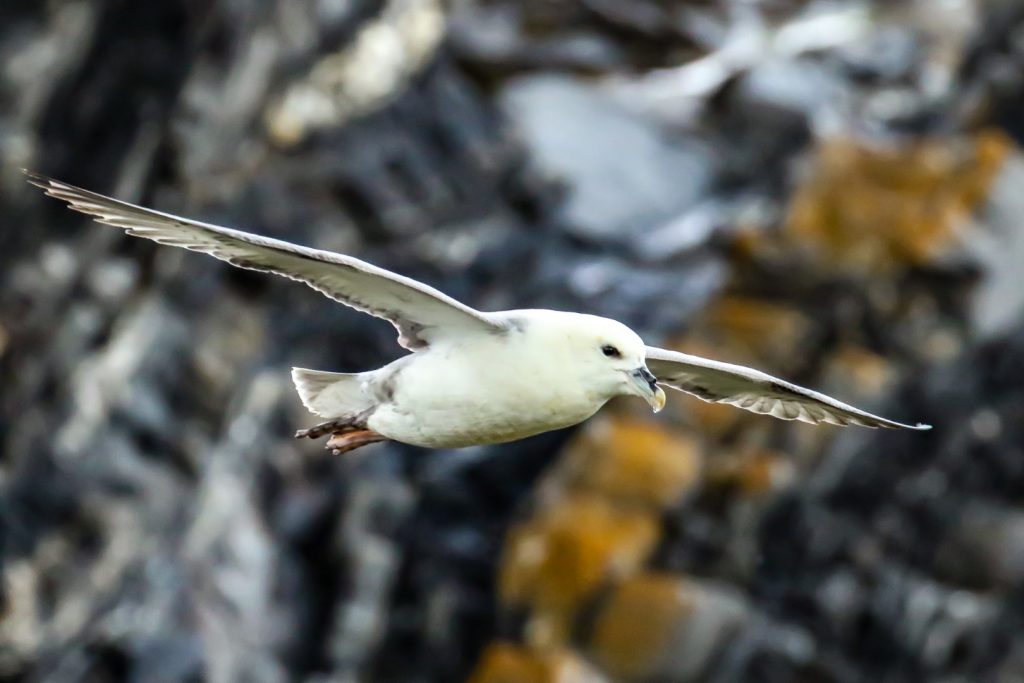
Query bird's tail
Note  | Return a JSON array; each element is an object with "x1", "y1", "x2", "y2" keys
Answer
[{"x1": 291, "y1": 368, "x2": 372, "y2": 417}]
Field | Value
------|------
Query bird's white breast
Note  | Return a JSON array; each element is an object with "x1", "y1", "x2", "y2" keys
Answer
[{"x1": 366, "y1": 329, "x2": 606, "y2": 448}]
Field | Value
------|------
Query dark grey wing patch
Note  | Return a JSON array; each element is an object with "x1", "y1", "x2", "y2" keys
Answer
[
  {"x1": 683, "y1": 384, "x2": 717, "y2": 401},
  {"x1": 371, "y1": 355, "x2": 412, "y2": 404}
]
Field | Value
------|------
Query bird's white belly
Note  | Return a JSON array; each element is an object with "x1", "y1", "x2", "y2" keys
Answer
[
  {"x1": 370, "y1": 399, "x2": 598, "y2": 448},
  {"x1": 366, "y1": 340, "x2": 606, "y2": 448}
]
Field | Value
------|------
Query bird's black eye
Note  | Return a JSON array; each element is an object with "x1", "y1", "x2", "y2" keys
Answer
[{"x1": 601, "y1": 345, "x2": 621, "y2": 358}]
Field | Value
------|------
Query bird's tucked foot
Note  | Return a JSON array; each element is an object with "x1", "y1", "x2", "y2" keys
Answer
[
  {"x1": 295, "y1": 415, "x2": 388, "y2": 454},
  {"x1": 326, "y1": 430, "x2": 389, "y2": 455},
  {"x1": 295, "y1": 418, "x2": 363, "y2": 440}
]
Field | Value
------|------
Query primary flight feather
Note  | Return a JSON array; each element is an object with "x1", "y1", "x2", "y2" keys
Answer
[{"x1": 26, "y1": 171, "x2": 930, "y2": 453}]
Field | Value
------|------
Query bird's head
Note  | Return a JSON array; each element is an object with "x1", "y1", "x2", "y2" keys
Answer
[{"x1": 556, "y1": 314, "x2": 667, "y2": 413}]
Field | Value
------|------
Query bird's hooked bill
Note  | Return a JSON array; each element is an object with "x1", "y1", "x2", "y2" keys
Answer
[{"x1": 632, "y1": 367, "x2": 667, "y2": 413}]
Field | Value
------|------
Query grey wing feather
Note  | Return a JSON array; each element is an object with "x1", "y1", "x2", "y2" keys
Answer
[
  {"x1": 645, "y1": 345, "x2": 931, "y2": 430},
  {"x1": 25, "y1": 171, "x2": 503, "y2": 350}
]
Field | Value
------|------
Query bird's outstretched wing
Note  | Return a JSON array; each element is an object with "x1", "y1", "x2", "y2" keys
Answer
[
  {"x1": 645, "y1": 346, "x2": 931, "y2": 430},
  {"x1": 25, "y1": 171, "x2": 504, "y2": 350}
]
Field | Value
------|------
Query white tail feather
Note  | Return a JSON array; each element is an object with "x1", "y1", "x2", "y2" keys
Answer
[{"x1": 290, "y1": 368, "x2": 372, "y2": 417}]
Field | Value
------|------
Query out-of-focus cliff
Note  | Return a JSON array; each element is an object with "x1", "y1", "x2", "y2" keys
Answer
[{"x1": 3, "y1": 1, "x2": 1024, "y2": 681}]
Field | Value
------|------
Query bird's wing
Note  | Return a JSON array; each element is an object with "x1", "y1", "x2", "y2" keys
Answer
[
  {"x1": 26, "y1": 172, "x2": 504, "y2": 350},
  {"x1": 645, "y1": 345, "x2": 931, "y2": 430}
]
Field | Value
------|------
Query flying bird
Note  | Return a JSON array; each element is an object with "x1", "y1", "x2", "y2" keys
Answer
[{"x1": 26, "y1": 171, "x2": 931, "y2": 453}]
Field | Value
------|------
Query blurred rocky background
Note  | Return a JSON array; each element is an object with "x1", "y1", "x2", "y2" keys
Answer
[{"x1": 3, "y1": 0, "x2": 1024, "y2": 681}]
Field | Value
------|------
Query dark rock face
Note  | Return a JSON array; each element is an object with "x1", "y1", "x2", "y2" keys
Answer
[
  {"x1": 2, "y1": 1, "x2": 1024, "y2": 682},
  {"x1": 742, "y1": 330, "x2": 1024, "y2": 681}
]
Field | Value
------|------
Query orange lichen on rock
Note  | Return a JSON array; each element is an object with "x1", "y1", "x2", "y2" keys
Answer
[
  {"x1": 701, "y1": 297, "x2": 816, "y2": 369},
  {"x1": 783, "y1": 130, "x2": 1012, "y2": 272},
  {"x1": 587, "y1": 574, "x2": 695, "y2": 680},
  {"x1": 498, "y1": 491, "x2": 660, "y2": 641},
  {"x1": 824, "y1": 345, "x2": 896, "y2": 398},
  {"x1": 560, "y1": 415, "x2": 702, "y2": 508},
  {"x1": 585, "y1": 574, "x2": 748, "y2": 682},
  {"x1": 468, "y1": 643, "x2": 606, "y2": 683}
]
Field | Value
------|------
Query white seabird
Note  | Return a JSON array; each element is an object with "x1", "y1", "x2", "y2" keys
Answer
[{"x1": 26, "y1": 172, "x2": 931, "y2": 453}]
